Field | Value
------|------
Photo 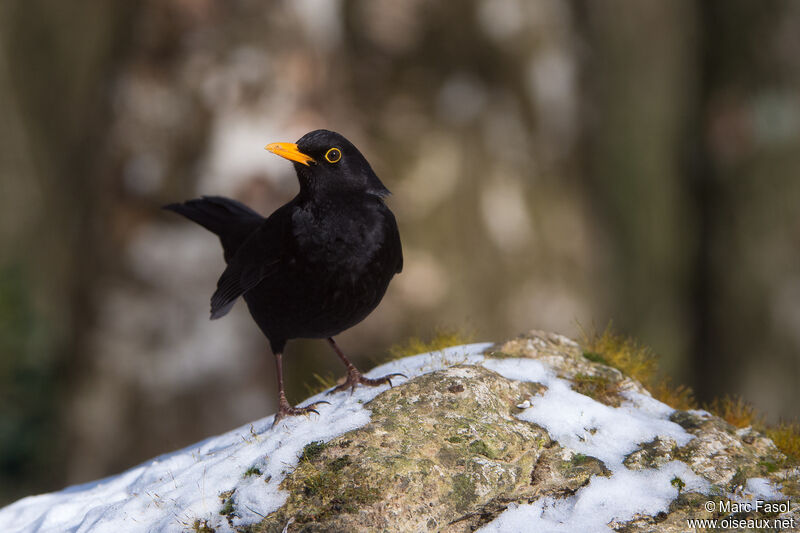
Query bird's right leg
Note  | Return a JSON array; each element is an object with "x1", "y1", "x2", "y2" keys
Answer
[
  {"x1": 326, "y1": 337, "x2": 406, "y2": 394},
  {"x1": 272, "y1": 350, "x2": 328, "y2": 424}
]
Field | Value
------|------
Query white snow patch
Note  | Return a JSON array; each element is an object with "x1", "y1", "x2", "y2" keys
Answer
[
  {"x1": 479, "y1": 357, "x2": 710, "y2": 532},
  {"x1": 481, "y1": 358, "x2": 694, "y2": 465},
  {"x1": 735, "y1": 477, "x2": 786, "y2": 503},
  {"x1": 480, "y1": 461, "x2": 704, "y2": 533},
  {"x1": 0, "y1": 343, "x2": 491, "y2": 533}
]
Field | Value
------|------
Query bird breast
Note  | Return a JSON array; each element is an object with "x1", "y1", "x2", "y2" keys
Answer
[{"x1": 290, "y1": 200, "x2": 388, "y2": 282}]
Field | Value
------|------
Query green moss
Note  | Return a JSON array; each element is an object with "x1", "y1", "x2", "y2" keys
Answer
[
  {"x1": 557, "y1": 454, "x2": 610, "y2": 487},
  {"x1": 219, "y1": 490, "x2": 236, "y2": 516},
  {"x1": 279, "y1": 439, "x2": 388, "y2": 526},
  {"x1": 729, "y1": 467, "x2": 747, "y2": 490},
  {"x1": 758, "y1": 460, "x2": 778, "y2": 473},
  {"x1": 301, "y1": 472, "x2": 328, "y2": 497},
  {"x1": 449, "y1": 473, "x2": 477, "y2": 512},
  {"x1": 571, "y1": 373, "x2": 622, "y2": 407},
  {"x1": 705, "y1": 395, "x2": 760, "y2": 428},
  {"x1": 779, "y1": 473, "x2": 800, "y2": 499},
  {"x1": 581, "y1": 326, "x2": 702, "y2": 412},
  {"x1": 447, "y1": 435, "x2": 463, "y2": 443},
  {"x1": 766, "y1": 422, "x2": 800, "y2": 464},
  {"x1": 669, "y1": 442, "x2": 695, "y2": 465},
  {"x1": 580, "y1": 326, "x2": 657, "y2": 385},
  {"x1": 243, "y1": 466, "x2": 262, "y2": 478},
  {"x1": 385, "y1": 328, "x2": 474, "y2": 361},
  {"x1": 191, "y1": 519, "x2": 215, "y2": 533},
  {"x1": 651, "y1": 381, "x2": 696, "y2": 412},
  {"x1": 299, "y1": 441, "x2": 327, "y2": 463},
  {"x1": 523, "y1": 382, "x2": 548, "y2": 397},
  {"x1": 468, "y1": 439, "x2": 497, "y2": 459},
  {"x1": 582, "y1": 351, "x2": 607, "y2": 364},
  {"x1": 670, "y1": 411, "x2": 703, "y2": 431},
  {"x1": 328, "y1": 455, "x2": 352, "y2": 472},
  {"x1": 571, "y1": 453, "x2": 589, "y2": 465},
  {"x1": 667, "y1": 491, "x2": 706, "y2": 514},
  {"x1": 296, "y1": 461, "x2": 383, "y2": 520},
  {"x1": 671, "y1": 476, "x2": 685, "y2": 493}
]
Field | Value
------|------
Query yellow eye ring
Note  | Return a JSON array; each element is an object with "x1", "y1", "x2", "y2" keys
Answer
[{"x1": 325, "y1": 147, "x2": 342, "y2": 163}]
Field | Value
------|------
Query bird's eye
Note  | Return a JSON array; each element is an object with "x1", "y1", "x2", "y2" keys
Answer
[{"x1": 325, "y1": 147, "x2": 342, "y2": 163}]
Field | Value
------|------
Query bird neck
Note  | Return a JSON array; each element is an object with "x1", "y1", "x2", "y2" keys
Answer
[{"x1": 295, "y1": 163, "x2": 391, "y2": 201}]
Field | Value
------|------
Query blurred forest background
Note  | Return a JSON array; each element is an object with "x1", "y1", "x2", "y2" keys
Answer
[{"x1": 1, "y1": 0, "x2": 800, "y2": 505}]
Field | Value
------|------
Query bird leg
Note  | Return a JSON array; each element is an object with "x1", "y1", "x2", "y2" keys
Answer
[
  {"x1": 326, "y1": 337, "x2": 407, "y2": 394},
  {"x1": 272, "y1": 351, "x2": 329, "y2": 425}
]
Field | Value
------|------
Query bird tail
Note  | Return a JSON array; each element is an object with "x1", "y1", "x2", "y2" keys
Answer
[{"x1": 163, "y1": 196, "x2": 264, "y2": 262}]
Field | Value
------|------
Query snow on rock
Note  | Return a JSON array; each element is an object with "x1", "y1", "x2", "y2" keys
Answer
[
  {"x1": 478, "y1": 357, "x2": 707, "y2": 532},
  {"x1": 483, "y1": 357, "x2": 693, "y2": 466},
  {"x1": 1, "y1": 331, "x2": 797, "y2": 533},
  {"x1": 0, "y1": 344, "x2": 489, "y2": 533}
]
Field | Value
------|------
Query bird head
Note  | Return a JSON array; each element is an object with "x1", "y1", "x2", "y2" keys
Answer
[{"x1": 265, "y1": 129, "x2": 390, "y2": 198}]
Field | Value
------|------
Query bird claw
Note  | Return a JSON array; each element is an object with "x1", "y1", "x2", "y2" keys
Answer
[
  {"x1": 273, "y1": 399, "x2": 329, "y2": 425},
  {"x1": 384, "y1": 372, "x2": 408, "y2": 386},
  {"x1": 327, "y1": 371, "x2": 408, "y2": 395}
]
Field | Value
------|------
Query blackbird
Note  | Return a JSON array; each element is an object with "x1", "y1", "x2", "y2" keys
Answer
[{"x1": 165, "y1": 129, "x2": 404, "y2": 422}]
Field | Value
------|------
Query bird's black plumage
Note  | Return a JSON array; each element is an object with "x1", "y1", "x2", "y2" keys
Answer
[{"x1": 165, "y1": 130, "x2": 404, "y2": 422}]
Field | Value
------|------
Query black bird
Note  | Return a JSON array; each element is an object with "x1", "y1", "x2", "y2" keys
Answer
[{"x1": 165, "y1": 129, "x2": 404, "y2": 422}]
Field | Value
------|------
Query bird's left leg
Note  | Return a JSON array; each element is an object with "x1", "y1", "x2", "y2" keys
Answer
[
  {"x1": 326, "y1": 337, "x2": 406, "y2": 394},
  {"x1": 273, "y1": 349, "x2": 329, "y2": 425}
]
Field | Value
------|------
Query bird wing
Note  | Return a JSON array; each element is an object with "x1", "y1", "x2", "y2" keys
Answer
[
  {"x1": 208, "y1": 204, "x2": 290, "y2": 319},
  {"x1": 383, "y1": 203, "x2": 403, "y2": 274}
]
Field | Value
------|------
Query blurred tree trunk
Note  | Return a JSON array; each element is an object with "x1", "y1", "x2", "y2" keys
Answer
[
  {"x1": 690, "y1": 0, "x2": 800, "y2": 411},
  {"x1": 577, "y1": 0, "x2": 800, "y2": 417},
  {"x1": 575, "y1": 0, "x2": 698, "y2": 380},
  {"x1": 0, "y1": 0, "x2": 135, "y2": 504}
]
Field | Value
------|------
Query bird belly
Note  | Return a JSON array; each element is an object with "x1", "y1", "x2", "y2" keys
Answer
[{"x1": 243, "y1": 258, "x2": 392, "y2": 342}]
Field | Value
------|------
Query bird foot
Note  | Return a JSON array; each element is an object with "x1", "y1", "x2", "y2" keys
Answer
[
  {"x1": 328, "y1": 369, "x2": 408, "y2": 395},
  {"x1": 273, "y1": 398, "x2": 330, "y2": 425}
]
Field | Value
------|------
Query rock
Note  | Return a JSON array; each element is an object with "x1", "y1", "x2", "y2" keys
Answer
[
  {"x1": 2, "y1": 330, "x2": 798, "y2": 532},
  {"x1": 248, "y1": 331, "x2": 799, "y2": 532}
]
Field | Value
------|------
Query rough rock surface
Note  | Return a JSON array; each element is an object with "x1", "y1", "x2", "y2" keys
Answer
[{"x1": 249, "y1": 331, "x2": 800, "y2": 532}]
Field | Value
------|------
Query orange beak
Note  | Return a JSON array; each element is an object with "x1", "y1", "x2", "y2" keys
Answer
[{"x1": 264, "y1": 142, "x2": 315, "y2": 166}]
